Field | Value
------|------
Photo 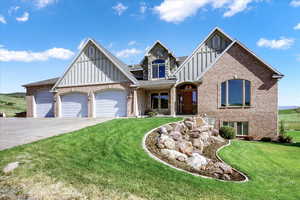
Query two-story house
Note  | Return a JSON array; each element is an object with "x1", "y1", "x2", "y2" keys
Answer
[{"x1": 23, "y1": 27, "x2": 284, "y2": 138}]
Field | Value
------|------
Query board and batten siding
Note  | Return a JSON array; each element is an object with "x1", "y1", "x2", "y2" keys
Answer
[
  {"x1": 176, "y1": 32, "x2": 232, "y2": 82},
  {"x1": 58, "y1": 43, "x2": 129, "y2": 87}
]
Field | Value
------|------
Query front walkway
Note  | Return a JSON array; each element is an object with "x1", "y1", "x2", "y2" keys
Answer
[{"x1": 0, "y1": 118, "x2": 112, "y2": 151}]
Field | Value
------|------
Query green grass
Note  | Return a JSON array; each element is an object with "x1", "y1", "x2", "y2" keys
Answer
[
  {"x1": 287, "y1": 131, "x2": 300, "y2": 143},
  {"x1": 1, "y1": 118, "x2": 300, "y2": 200},
  {"x1": 0, "y1": 93, "x2": 26, "y2": 117},
  {"x1": 279, "y1": 109, "x2": 300, "y2": 130}
]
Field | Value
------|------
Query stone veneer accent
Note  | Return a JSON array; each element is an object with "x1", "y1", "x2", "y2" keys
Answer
[{"x1": 197, "y1": 43, "x2": 278, "y2": 139}]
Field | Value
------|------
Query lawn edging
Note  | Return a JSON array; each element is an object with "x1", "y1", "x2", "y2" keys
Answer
[{"x1": 142, "y1": 121, "x2": 249, "y2": 183}]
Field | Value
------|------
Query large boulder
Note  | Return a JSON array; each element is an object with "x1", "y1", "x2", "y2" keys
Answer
[
  {"x1": 178, "y1": 141, "x2": 193, "y2": 156},
  {"x1": 158, "y1": 127, "x2": 168, "y2": 135},
  {"x1": 169, "y1": 131, "x2": 182, "y2": 141},
  {"x1": 3, "y1": 162, "x2": 19, "y2": 174},
  {"x1": 157, "y1": 134, "x2": 176, "y2": 150},
  {"x1": 195, "y1": 117, "x2": 208, "y2": 127},
  {"x1": 161, "y1": 149, "x2": 188, "y2": 162},
  {"x1": 186, "y1": 153, "x2": 209, "y2": 171},
  {"x1": 210, "y1": 136, "x2": 225, "y2": 144},
  {"x1": 184, "y1": 121, "x2": 195, "y2": 130},
  {"x1": 189, "y1": 130, "x2": 201, "y2": 138},
  {"x1": 199, "y1": 132, "x2": 211, "y2": 147},
  {"x1": 215, "y1": 162, "x2": 233, "y2": 174},
  {"x1": 211, "y1": 129, "x2": 219, "y2": 136}
]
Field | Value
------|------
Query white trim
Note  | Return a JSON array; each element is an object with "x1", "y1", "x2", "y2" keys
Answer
[
  {"x1": 142, "y1": 121, "x2": 249, "y2": 183},
  {"x1": 173, "y1": 27, "x2": 234, "y2": 75}
]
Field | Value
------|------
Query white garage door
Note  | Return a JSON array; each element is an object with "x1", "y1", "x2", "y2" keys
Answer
[
  {"x1": 61, "y1": 93, "x2": 88, "y2": 118},
  {"x1": 95, "y1": 90, "x2": 127, "y2": 117},
  {"x1": 35, "y1": 90, "x2": 54, "y2": 118}
]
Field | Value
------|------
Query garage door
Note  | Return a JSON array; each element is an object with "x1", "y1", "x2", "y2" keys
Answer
[
  {"x1": 95, "y1": 90, "x2": 127, "y2": 117},
  {"x1": 61, "y1": 93, "x2": 88, "y2": 118},
  {"x1": 35, "y1": 90, "x2": 54, "y2": 118}
]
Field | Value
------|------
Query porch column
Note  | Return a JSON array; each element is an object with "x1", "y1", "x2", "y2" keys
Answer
[
  {"x1": 170, "y1": 85, "x2": 176, "y2": 117},
  {"x1": 54, "y1": 94, "x2": 61, "y2": 118},
  {"x1": 88, "y1": 92, "x2": 95, "y2": 118},
  {"x1": 133, "y1": 88, "x2": 139, "y2": 117},
  {"x1": 26, "y1": 95, "x2": 35, "y2": 118}
]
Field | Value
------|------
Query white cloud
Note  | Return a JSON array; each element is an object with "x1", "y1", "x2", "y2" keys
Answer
[
  {"x1": 0, "y1": 47, "x2": 74, "y2": 62},
  {"x1": 290, "y1": 0, "x2": 300, "y2": 7},
  {"x1": 35, "y1": 0, "x2": 57, "y2": 9},
  {"x1": 128, "y1": 41, "x2": 137, "y2": 46},
  {"x1": 294, "y1": 23, "x2": 300, "y2": 30},
  {"x1": 0, "y1": 44, "x2": 4, "y2": 48},
  {"x1": 154, "y1": 0, "x2": 266, "y2": 23},
  {"x1": 77, "y1": 38, "x2": 87, "y2": 50},
  {"x1": 8, "y1": 6, "x2": 20, "y2": 15},
  {"x1": 112, "y1": 3, "x2": 128, "y2": 16},
  {"x1": 116, "y1": 48, "x2": 142, "y2": 58},
  {"x1": 0, "y1": 15, "x2": 7, "y2": 24},
  {"x1": 16, "y1": 12, "x2": 30, "y2": 22},
  {"x1": 257, "y1": 37, "x2": 295, "y2": 49},
  {"x1": 140, "y1": 2, "x2": 147, "y2": 14},
  {"x1": 107, "y1": 42, "x2": 114, "y2": 49}
]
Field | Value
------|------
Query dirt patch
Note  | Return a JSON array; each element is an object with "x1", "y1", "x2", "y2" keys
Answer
[{"x1": 145, "y1": 130, "x2": 246, "y2": 181}]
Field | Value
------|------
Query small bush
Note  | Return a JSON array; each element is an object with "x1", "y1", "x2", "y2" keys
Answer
[
  {"x1": 6, "y1": 102, "x2": 15, "y2": 106},
  {"x1": 278, "y1": 135, "x2": 293, "y2": 144},
  {"x1": 148, "y1": 111, "x2": 158, "y2": 118},
  {"x1": 244, "y1": 136, "x2": 254, "y2": 141},
  {"x1": 296, "y1": 108, "x2": 300, "y2": 113},
  {"x1": 219, "y1": 126, "x2": 236, "y2": 139},
  {"x1": 261, "y1": 137, "x2": 272, "y2": 142},
  {"x1": 279, "y1": 121, "x2": 286, "y2": 135}
]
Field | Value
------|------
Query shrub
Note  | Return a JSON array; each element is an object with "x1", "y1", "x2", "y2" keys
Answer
[
  {"x1": 148, "y1": 111, "x2": 158, "y2": 118},
  {"x1": 278, "y1": 135, "x2": 293, "y2": 144},
  {"x1": 261, "y1": 137, "x2": 272, "y2": 142},
  {"x1": 6, "y1": 102, "x2": 15, "y2": 106},
  {"x1": 219, "y1": 126, "x2": 236, "y2": 139},
  {"x1": 279, "y1": 121, "x2": 286, "y2": 135},
  {"x1": 296, "y1": 108, "x2": 300, "y2": 113}
]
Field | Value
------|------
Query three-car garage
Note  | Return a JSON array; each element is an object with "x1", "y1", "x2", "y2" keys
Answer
[{"x1": 34, "y1": 89, "x2": 127, "y2": 118}]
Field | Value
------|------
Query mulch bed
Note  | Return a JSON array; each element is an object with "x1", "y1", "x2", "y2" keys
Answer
[{"x1": 145, "y1": 130, "x2": 246, "y2": 181}]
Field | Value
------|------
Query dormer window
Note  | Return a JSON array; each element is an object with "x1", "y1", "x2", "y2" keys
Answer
[{"x1": 152, "y1": 59, "x2": 165, "y2": 78}]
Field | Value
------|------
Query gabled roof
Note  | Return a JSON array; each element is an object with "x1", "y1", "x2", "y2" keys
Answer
[
  {"x1": 52, "y1": 38, "x2": 138, "y2": 90},
  {"x1": 195, "y1": 40, "x2": 284, "y2": 81},
  {"x1": 173, "y1": 27, "x2": 234, "y2": 75},
  {"x1": 23, "y1": 77, "x2": 60, "y2": 87},
  {"x1": 141, "y1": 40, "x2": 176, "y2": 64}
]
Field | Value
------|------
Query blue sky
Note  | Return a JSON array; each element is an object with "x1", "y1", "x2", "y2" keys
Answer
[{"x1": 0, "y1": 0, "x2": 299, "y2": 106}]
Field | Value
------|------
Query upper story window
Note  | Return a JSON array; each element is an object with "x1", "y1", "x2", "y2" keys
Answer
[
  {"x1": 152, "y1": 59, "x2": 165, "y2": 79},
  {"x1": 221, "y1": 79, "x2": 251, "y2": 107}
]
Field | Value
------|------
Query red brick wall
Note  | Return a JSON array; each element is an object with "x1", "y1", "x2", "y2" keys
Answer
[{"x1": 198, "y1": 43, "x2": 279, "y2": 139}]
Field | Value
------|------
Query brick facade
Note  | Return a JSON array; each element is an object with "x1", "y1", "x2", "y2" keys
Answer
[{"x1": 197, "y1": 43, "x2": 278, "y2": 139}]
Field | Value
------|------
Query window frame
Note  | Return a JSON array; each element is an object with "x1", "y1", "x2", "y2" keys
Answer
[
  {"x1": 150, "y1": 92, "x2": 169, "y2": 110},
  {"x1": 152, "y1": 59, "x2": 166, "y2": 79},
  {"x1": 220, "y1": 79, "x2": 251, "y2": 107},
  {"x1": 222, "y1": 121, "x2": 249, "y2": 136}
]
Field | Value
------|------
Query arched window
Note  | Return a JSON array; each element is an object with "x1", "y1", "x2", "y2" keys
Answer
[
  {"x1": 221, "y1": 79, "x2": 251, "y2": 107},
  {"x1": 152, "y1": 59, "x2": 165, "y2": 78}
]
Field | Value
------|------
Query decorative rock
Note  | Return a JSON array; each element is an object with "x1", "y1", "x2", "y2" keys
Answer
[
  {"x1": 191, "y1": 138, "x2": 204, "y2": 149},
  {"x1": 161, "y1": 149, "x2": 188, "y2": 162},
  {"x1": 215, "y1": 162, "x2": 233, "y2": 174},
  {"x1": 210, "y1": 136, "x2": 225, "y2": 144},
  {"x1": 212, "y1": 129, "x2": 219, "y2": 136},
  {"x1": 184, "y1": 121, "x2": 194, "y2": 130},
  {"x1": 157, "y1": 134, "x2": 176, "y2": 150},
  {"x1": 174, "y1": 123, "x2": 183, "y2": 132},
  {"x1": 189, "y1": 131, "x2": 200, "y2": 138},
  {"x1": 3, "y1": 162, "x2": 19, "y2": 174},
  {"x1": 222, "y1": 174, "x2": 231, "y2": 181},
  {"x1": 195, "y1": 117, "x2": 207, "y2": 127},
  {"x1": 159, "y1": 127, "x2": 168, "y2": 135},
  {"x1": 199, "y1": 132, "x2": 211, "y2": 146},
  {"x1": 163, "y1": 124, "x2": 173, "y2": 132},
  {"x1": 187, "y1": 153, "x2": 209, "y2": 171},
  {"x1": 178, "y1": 141, "x2": 193, "y2": 156},
  {"x1": 169, "y1": 131, "x2": 182, "y2": 141}
]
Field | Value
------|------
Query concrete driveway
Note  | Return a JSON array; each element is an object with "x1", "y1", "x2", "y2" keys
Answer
[{"x1": 0, "y1": 118, "x2": 112, "y2": 151}]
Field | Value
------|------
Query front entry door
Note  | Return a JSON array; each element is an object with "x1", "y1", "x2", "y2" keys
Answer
[{"x1": 183, "y1": 91, "x2": 193, "y2": 114}]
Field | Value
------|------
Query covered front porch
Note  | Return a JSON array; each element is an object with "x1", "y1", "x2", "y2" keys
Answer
[{"x1": 133, "y1": 80, "x2": 199, "y2": 117}]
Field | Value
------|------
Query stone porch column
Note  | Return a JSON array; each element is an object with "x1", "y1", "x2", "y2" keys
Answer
[
  {"x1": 133, "y1": 88, "x2": 139, "y2": 117},
  {"x1": 26, "y1": 95, "x2": 35, "y2": 118},
  {"x1": 88, "y1": 92, "x2": 95, "y2": 118},
  {"x1": 170, "y1": 85, "x2": 176, "y2": 117},
  {"x1": 54, "y1": 94, "x2": 61, "y2": 118}
]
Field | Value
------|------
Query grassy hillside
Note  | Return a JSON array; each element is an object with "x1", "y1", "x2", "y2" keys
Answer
[
  {"x1": 279, "y1": 108, "x2": 300, "y2": 130},
  {"x1": 0, "y1": 93, "x2": 26, "y2": 117}
]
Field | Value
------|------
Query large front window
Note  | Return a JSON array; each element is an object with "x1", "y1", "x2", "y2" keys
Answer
[
  {"x1": 151, "y1": 93, "x2": 169, "y2": 110},
  {"x1": 152, "y1": 59, "x2": 166, "y2": 78},
  {"x1": 221, "y1": 79, "x2": 251, "y2": 107}
]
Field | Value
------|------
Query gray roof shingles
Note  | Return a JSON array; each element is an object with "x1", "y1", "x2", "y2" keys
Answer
[{"x1": 23, "y1": 77, "x2": 60, "y2": 87}]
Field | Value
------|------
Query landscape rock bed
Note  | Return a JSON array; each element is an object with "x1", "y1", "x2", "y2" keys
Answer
[{"x1": 145, "y1": 117, "x2": 247, "y2": 182}]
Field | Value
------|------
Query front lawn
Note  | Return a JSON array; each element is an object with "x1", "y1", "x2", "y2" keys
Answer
[{"x1": 0, "y1": 118, "x2": 300, "y2": 200}]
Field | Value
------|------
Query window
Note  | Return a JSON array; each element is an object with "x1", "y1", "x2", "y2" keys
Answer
[
  {"x1": 221, "y1": 79, "x2": 251, "y2": 107},
  {"x1": 223, "y1": 121, "x2": 249, "y2": 136},
  {"x1": 151, "y1": 93, "x2": 169, "y2": 109},
  {"x1": 152, "y1": 59, "x2": 166, "y2": 78}
]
